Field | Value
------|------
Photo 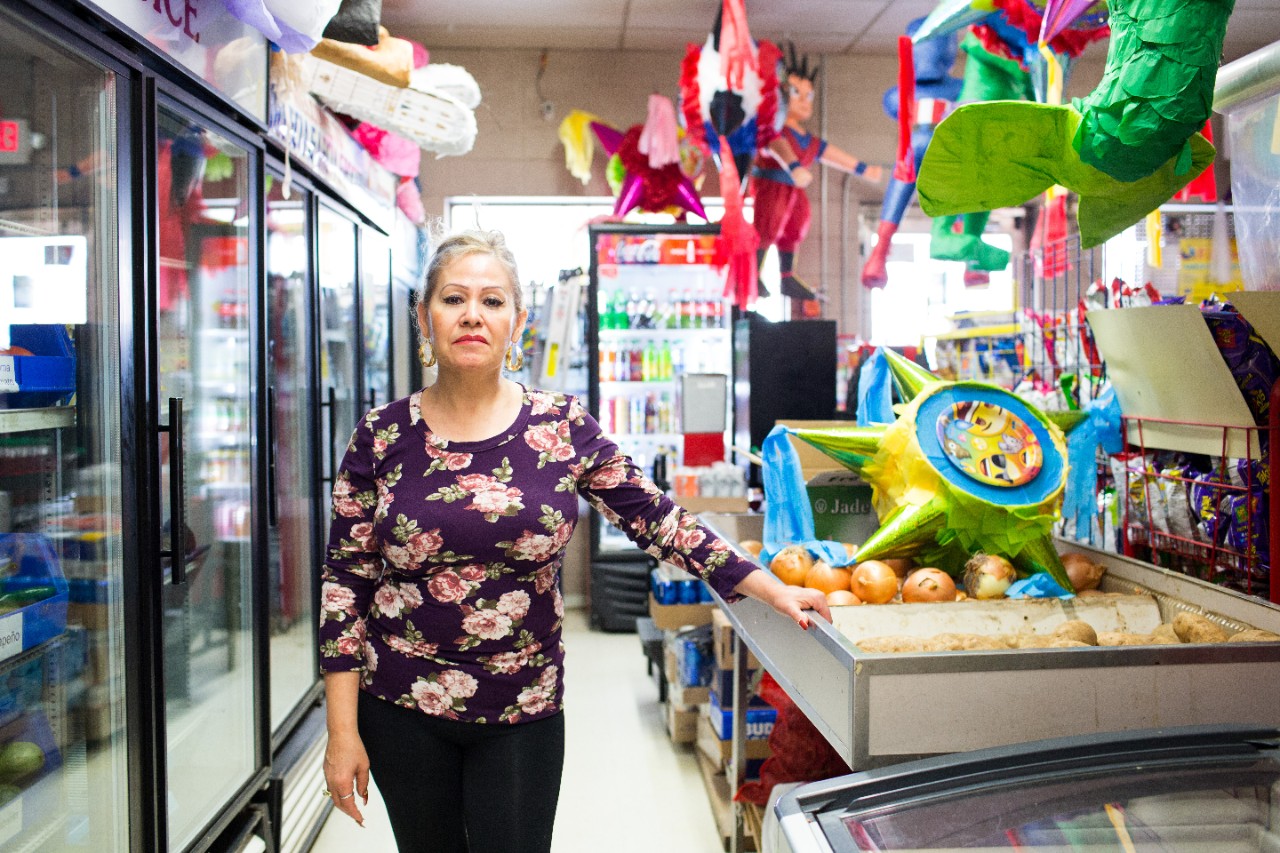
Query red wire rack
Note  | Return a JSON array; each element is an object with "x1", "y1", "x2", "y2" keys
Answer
[{"x1": 1117, "y1": 378, "x2": 1278, "y2": 604}]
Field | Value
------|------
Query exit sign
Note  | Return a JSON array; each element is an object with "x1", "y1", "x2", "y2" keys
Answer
[{"x1": 0, "y1": 118, "x2": 29, "y2": 164}]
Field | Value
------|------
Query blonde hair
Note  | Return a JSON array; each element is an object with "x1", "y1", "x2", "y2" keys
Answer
[{"x1": 419, "y1": 229, "x2": 523, "y2": 314}]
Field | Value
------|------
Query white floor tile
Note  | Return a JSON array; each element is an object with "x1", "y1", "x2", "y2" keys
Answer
[{"x1": 308, "y1": 607, "x2": 723, "y2": 852}]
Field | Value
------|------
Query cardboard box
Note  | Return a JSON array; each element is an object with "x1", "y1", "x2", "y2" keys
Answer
[
  {"x1": 711, "y1": 667, "x2": 770, "y2": 708},
  {"x1": 696, "y1": 713, "x2": 773, "y2": 766},
  {"x1": 649, "y1": 593, "x2": 714, "y2": 630},
  {"x1": 711, "y1": 607, "x2": 760, "y2": 670},
  {"x1": 805, "y1": 470, "x2": 879, "y2": 544},
  {"x1": 665, "y1": 699, "x2": 698, "y2": 744}
]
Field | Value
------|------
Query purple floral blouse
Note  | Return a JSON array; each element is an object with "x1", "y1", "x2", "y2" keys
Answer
[{"x1": 319, "y1": 387, "x2": 757, "y2": 725}]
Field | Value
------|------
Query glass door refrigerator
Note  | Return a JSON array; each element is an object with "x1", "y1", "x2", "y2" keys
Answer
[
  {"x1": 0, "y1": 8, "x2": 133, "y2": 849},
  {"x1": 153, "y1": 103, "x2": 264, "y2": 851},
  {"x1": 585, "y1": 222, "x2": 731, "y2": 630}
]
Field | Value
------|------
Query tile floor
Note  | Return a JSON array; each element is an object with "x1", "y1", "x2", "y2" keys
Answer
[{"x1": 309, "y1": 607, "x2": 724, "y2": 852}]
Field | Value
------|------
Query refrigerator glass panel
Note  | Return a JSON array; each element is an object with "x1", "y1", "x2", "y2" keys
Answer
[
  {"x1": 588, "y1": 228, "x2": 730, "y2": 557},
  {"x1": 360, "y1": 228, "x2": 391, "y2": 410},
  {"x1": 155, "y1": 107, "x2": 256, "y2": 851},
  {"x1": 317, "y1": 208, "x2": 358, "y2": 490},
  {"x1": 265, "y1": 177, "x2": 316, "y2": 734},
  {"x1": 831, "y1": 762, "x2": 1280, "y2": 852},
  {"x1": 0, "y1": 13, "x2": 129, "y2": 850}
]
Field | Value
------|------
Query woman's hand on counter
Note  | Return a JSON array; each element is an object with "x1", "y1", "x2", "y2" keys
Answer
[{"x1": 735, "y1": 568, "x2": 831, "y2": 629}]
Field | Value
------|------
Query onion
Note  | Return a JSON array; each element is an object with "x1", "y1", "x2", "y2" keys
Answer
[
  {"x1": 770, "y1": 545, "x2": 813, "y2": 586},
  {"x1": 826, "y1": 589, "x2": 862, "y2": 606},
  {"x1": 962, "y1": 553, "x2": 1017, "y2": 599},
  {"x1": 901, "y1": 568, "x2": 957, "y2": 603},
  {"x1": 881, "y1": 557, "x2": 915, "y2": 578},
  {"x1": 805, "y1": 560, "x2": 854, "y2": 595},
  {"x1": 852, "y1": 560, "x2": 900, "y2": 604},
  {"x1": 739, "y1": 539, "x2": 764, "y2": 559},
  {"x1": 841, "y1": 542, "x2": 858, "y2": 559},
  {"x1": 1060, "y1": 552, "x2": 1105, "y2": 592}
]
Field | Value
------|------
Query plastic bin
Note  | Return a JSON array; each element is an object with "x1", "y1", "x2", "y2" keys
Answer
[
  {"x1": 0, "y1": 533, "x2": 70, "y2": 662},
  {"x1": 0, "y1": 324, "x2": 76, "y2": 409}
]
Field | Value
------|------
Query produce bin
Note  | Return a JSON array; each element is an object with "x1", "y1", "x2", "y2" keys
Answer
[
  {"x1": 0, "y1": 325, "x2": 76, "y2": 409},
  {"x1": 0, "y1": 534, "x2": 70, "y2": 663},
  {"x1": 702, "y1": 511, "x2": 1280, "y2": 772}
]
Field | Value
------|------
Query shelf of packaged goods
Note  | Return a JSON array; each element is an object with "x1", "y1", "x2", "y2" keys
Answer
[
  {"x1": 928, "y1": 323, "x2": 1021, "y2": 342},
  {"x1": 611, "y1": 432, "x2": 682, "y2": 441},
  {"x1": 599, "y1": 381, "x2": 676, "y2": 391},
  {"x1": 599, "y1": 327, "x2": 730, "y2": 339},
  {"x1": 0, "y1": 407, "x2": 75, "y2": 434}
]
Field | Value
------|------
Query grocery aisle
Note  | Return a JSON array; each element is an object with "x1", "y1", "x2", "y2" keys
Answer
[{"x1": 309, "y1": 606, "x2": 722, "y2": 852}]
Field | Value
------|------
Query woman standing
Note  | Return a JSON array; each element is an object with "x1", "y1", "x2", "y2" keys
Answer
[{"x1": 319, "y1": 229, "x2": 827, "y2": 852}]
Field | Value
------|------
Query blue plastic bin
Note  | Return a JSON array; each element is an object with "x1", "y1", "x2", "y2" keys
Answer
[{"x1": 0, "y1": 324, "x2": 76, "y2": 408}]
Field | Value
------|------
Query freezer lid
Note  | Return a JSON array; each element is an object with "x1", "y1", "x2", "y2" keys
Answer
[{"x1": 778, "y1": 725, "x2": 1280, "y2": 853}]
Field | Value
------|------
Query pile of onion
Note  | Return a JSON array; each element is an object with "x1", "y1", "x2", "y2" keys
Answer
[
  {"x1": 739, "y1": 539, "x2": 764, "y2": 559},
  {"x1": 770, "y1": 545, "x2": 813, "y2": 586},
  {"x1": 962, "y1": 553, "x2": 1017, "y2": 599},
  {"x1": 901, "y1": 568, "x2": 957, "y2": 603},
  {"x1": 805, "y1": 560, "x2": 853, "y2": 595},
  {"x1": 1060, "y1": 552, "x2": 1106, "y2": 592},
  {"x1": 826, "y1": 589, "x2": 861, "y2": 606},
  {"x1": 852, "y1": 560, "x2": 900, "y2": 604}
]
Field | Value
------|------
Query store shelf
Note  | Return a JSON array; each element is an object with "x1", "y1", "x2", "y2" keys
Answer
[
  {"x1": 0, "y1": 407, "x2": 75, "y2": 434},
  {"x1": 599, "y1": 328, "x2": 729, "y2": 339},
  {"x1": 600, "y1": 381, "x2": 676, "y2": 390},
  {"x1": 929, "y1": 323, "x2": 1021, "y2": 341}
]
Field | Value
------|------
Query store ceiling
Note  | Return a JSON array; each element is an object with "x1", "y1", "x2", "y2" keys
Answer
[{"x1": 382, "y1": 0, "x2": 1280, "y2": 64}]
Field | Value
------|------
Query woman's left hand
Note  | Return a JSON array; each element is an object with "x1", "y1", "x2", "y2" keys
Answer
[{"x1": 735, "y1": 569, "x2": 830, "y2": 629}]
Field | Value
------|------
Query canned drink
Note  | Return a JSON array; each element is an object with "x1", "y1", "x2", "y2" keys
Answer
[
  {"x1": 650, "y1": 567, "x2": 677, "y2": 604},
  {"x1": 678, "y1": 577, "x2": 700, "y2": 604}
]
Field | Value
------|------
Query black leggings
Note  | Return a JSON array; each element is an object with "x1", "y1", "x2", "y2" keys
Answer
[{"x1": 358, "y1": 690, "x2": 565, "y2": 853}]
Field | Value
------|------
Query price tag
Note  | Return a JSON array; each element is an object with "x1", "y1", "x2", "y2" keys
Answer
[
  {"x1": 0, "y1": 356, "x2": 18, "y2": 393},
  {"x1": 0, "y1": 610, "x2": 23, "y2": 662}
]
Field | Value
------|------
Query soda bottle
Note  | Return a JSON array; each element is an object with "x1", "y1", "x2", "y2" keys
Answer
[
  {"x1": 645, "y1": 393, "x2": 657, "y2": 433},
  {"x1": 641, "y1": 289, "x2": 656, "y2": 329},
  {"x1": 643, "y1": 340, "x2": 658, "y2": 382},
  {"x1": 659, "y1": 341, "x2": 672, "y2": 380},
  {"x1": 630, "y1": 394, "x2": 646, "y2": 433},
  {"x1": 629, "y1": 341, "x2": 643, "y2": 382},
  {"x1": 611, "y1": 290, "x2": 627, "y2": 329},
  {"x1": 614, "y1": 395, "x2": 629, "y2": 434},
  {"x1": 680, "y1": 290, "x2": 694, "y2": 329},
  {"x1": 710, "y1": 297, "x2": 725, "y2": 329},
  {"x1": 598, "y1": 288, "x2": 611, "y2": 329},
  {"x1": 598, "y1": 342, "x2": 609, "y2": 382},
  {"x1": 627, "y1": 290, "x2": 642, "y2": 329}
]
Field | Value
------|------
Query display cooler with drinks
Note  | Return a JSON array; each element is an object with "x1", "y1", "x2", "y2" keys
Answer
[{"x1": 585, "y1": 222, "x2": 733, "y2": 630}]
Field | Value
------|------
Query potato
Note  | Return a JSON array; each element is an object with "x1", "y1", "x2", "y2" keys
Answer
[
  {"x1": 856, "y1": 636, "x2": 927, "y2": 654},
  {"x1": 1150, "y1": 623, "x2": 1182, "y2": 644},
  {"x1": 931, "y1": 633, "x2": 1011, "y2": 651},
  {"x1": 1172, "y1": 612, "x2": 1229, "y2": 644},
  {"x1": 1007, "y1": 634, "x2": 1088, "y2": 649},
  {"x1": 1097, "y1": 631, "x2": 1158, "y2": 646},
  {"x1": 1053, "y1": 620, "x2": 1098, "y2": 646},
  {"x1": 1227, "y1": 629, "x2": 1280, "y2": 643}
]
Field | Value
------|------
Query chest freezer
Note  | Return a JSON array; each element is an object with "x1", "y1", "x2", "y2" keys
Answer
[{"x1": 776, "y1": 724, "x2": 1280, "y2": 853}]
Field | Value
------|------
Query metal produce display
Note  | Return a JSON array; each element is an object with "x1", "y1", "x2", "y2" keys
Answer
[{"x1": 704, "y1": 511, "x2": 1280, "y2": 772}]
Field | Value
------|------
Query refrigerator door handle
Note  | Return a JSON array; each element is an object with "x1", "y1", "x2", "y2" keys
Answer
[
  {"x1": 321, "y1": 385, "x2": 337, "y2": 486},
  {"x1": 267, "y1": 385, "x2": 278, "y2": 528},
  {"x1": 160, "y1": 396, "x2": 188, "y2": 585}
]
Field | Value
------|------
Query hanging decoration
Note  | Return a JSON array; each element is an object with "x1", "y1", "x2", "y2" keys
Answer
[
  {"x1": 918, "y1": 0, "x2": 1232, "y2": 249},
  {"x1": 222, "y1": 0, "x2": 344, "y2": 53},
  {"x1": 679, "y1": 0, "x2": 782, "y2": 181},
  {"x1": 767, "y1": 348, "x2": 1078, "y2": 591}
]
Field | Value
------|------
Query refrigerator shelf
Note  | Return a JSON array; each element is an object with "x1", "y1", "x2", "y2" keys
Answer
[
  {"x1": 599, "y1": 328, "x2": 730, "y2": 339},
  {"x1": 0, "y1": 407, "x2": 75, "y2": 435}
]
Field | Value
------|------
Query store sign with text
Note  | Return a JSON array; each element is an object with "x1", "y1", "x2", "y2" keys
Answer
[
  {"x1": 80, "y1": 0, "x2": 267, "y2": 120},
  {"x1": 267, "y1": 86, "x2": 398, "y2": 228}
]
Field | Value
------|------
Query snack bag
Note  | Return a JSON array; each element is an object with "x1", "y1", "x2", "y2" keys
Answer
[{"x1": 1201, "y1": 303, "x2": 1280, "y2": 426}]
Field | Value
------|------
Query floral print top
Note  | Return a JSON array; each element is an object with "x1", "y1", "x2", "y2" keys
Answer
[{"x1": 319, "y1": 387, "x2": 757, "y2": 725}]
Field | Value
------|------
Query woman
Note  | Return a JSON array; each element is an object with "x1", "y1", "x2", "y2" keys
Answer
[{"x1": 320, "y1": 229, "x2": 828, "y2": 852}]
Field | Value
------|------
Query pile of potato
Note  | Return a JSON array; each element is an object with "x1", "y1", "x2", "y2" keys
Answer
[{"x1": 854, "y1": 612, "x2": 1280, "y2": 654}]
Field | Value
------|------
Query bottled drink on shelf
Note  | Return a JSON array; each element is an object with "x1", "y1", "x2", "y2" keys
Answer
[
  {"x1": 641, "y1": 289, "x2": 656, "y2": 329},
  {"x1": 680, "y1": 290, "x2": 695, "y2": 329},
  {"x1": 628, "y1": 341, "x2": 642, "y2": 382},
  {"x1": 613, "y1": 395, "x2": 629, "y2": 434},
  {"x1": 697, "y1": 297, "x2": 712, "y2": 329},
  {"x1": 626, "y1": 290, "x2": 642, "y2": 329},
  {"x1": 630, "y1": 394, "x2": 645, "y2": 434},
  {"x1": 644, "y1": 393, "x2": 657, "y2": 433},
  {"x1": 659, "y1": 341, "x2": 672, "y2": 381},
  {"x1": 710, "y1": 298, "x2": 725, "y2": 329}
]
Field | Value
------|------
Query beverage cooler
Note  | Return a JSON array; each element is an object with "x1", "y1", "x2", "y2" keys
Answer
[
  {"x1": 585, "y1": 223, "x2": 733, "y2": 630},
  {"x1": 0, "y1": 2, "x2": 413, "y2": 849}
]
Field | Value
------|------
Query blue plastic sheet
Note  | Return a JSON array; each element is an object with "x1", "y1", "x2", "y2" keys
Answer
[
  {"x1": 856, "y1": 349, "x2": 895, "y2": 426},
  {"x1": 760, "y1": 425, "x2": 855, "y2": 568}
]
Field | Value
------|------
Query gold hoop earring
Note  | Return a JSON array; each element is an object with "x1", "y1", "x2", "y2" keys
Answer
[
  {"x1": 419, "y1": 340, "x2": 437, "y2": 368},
  {"x1": 504, "y1": 342, "x2": 524, "y2": 372}
]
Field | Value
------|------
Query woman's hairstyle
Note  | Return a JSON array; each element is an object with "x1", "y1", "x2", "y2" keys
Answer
[{"x1": 419, "y1": 229, "x2": 523, "y2": 314}]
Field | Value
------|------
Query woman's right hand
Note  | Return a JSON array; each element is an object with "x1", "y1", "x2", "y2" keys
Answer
[{"x1": 323, "y1": 732, "x2": 370, "y2": 826}]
